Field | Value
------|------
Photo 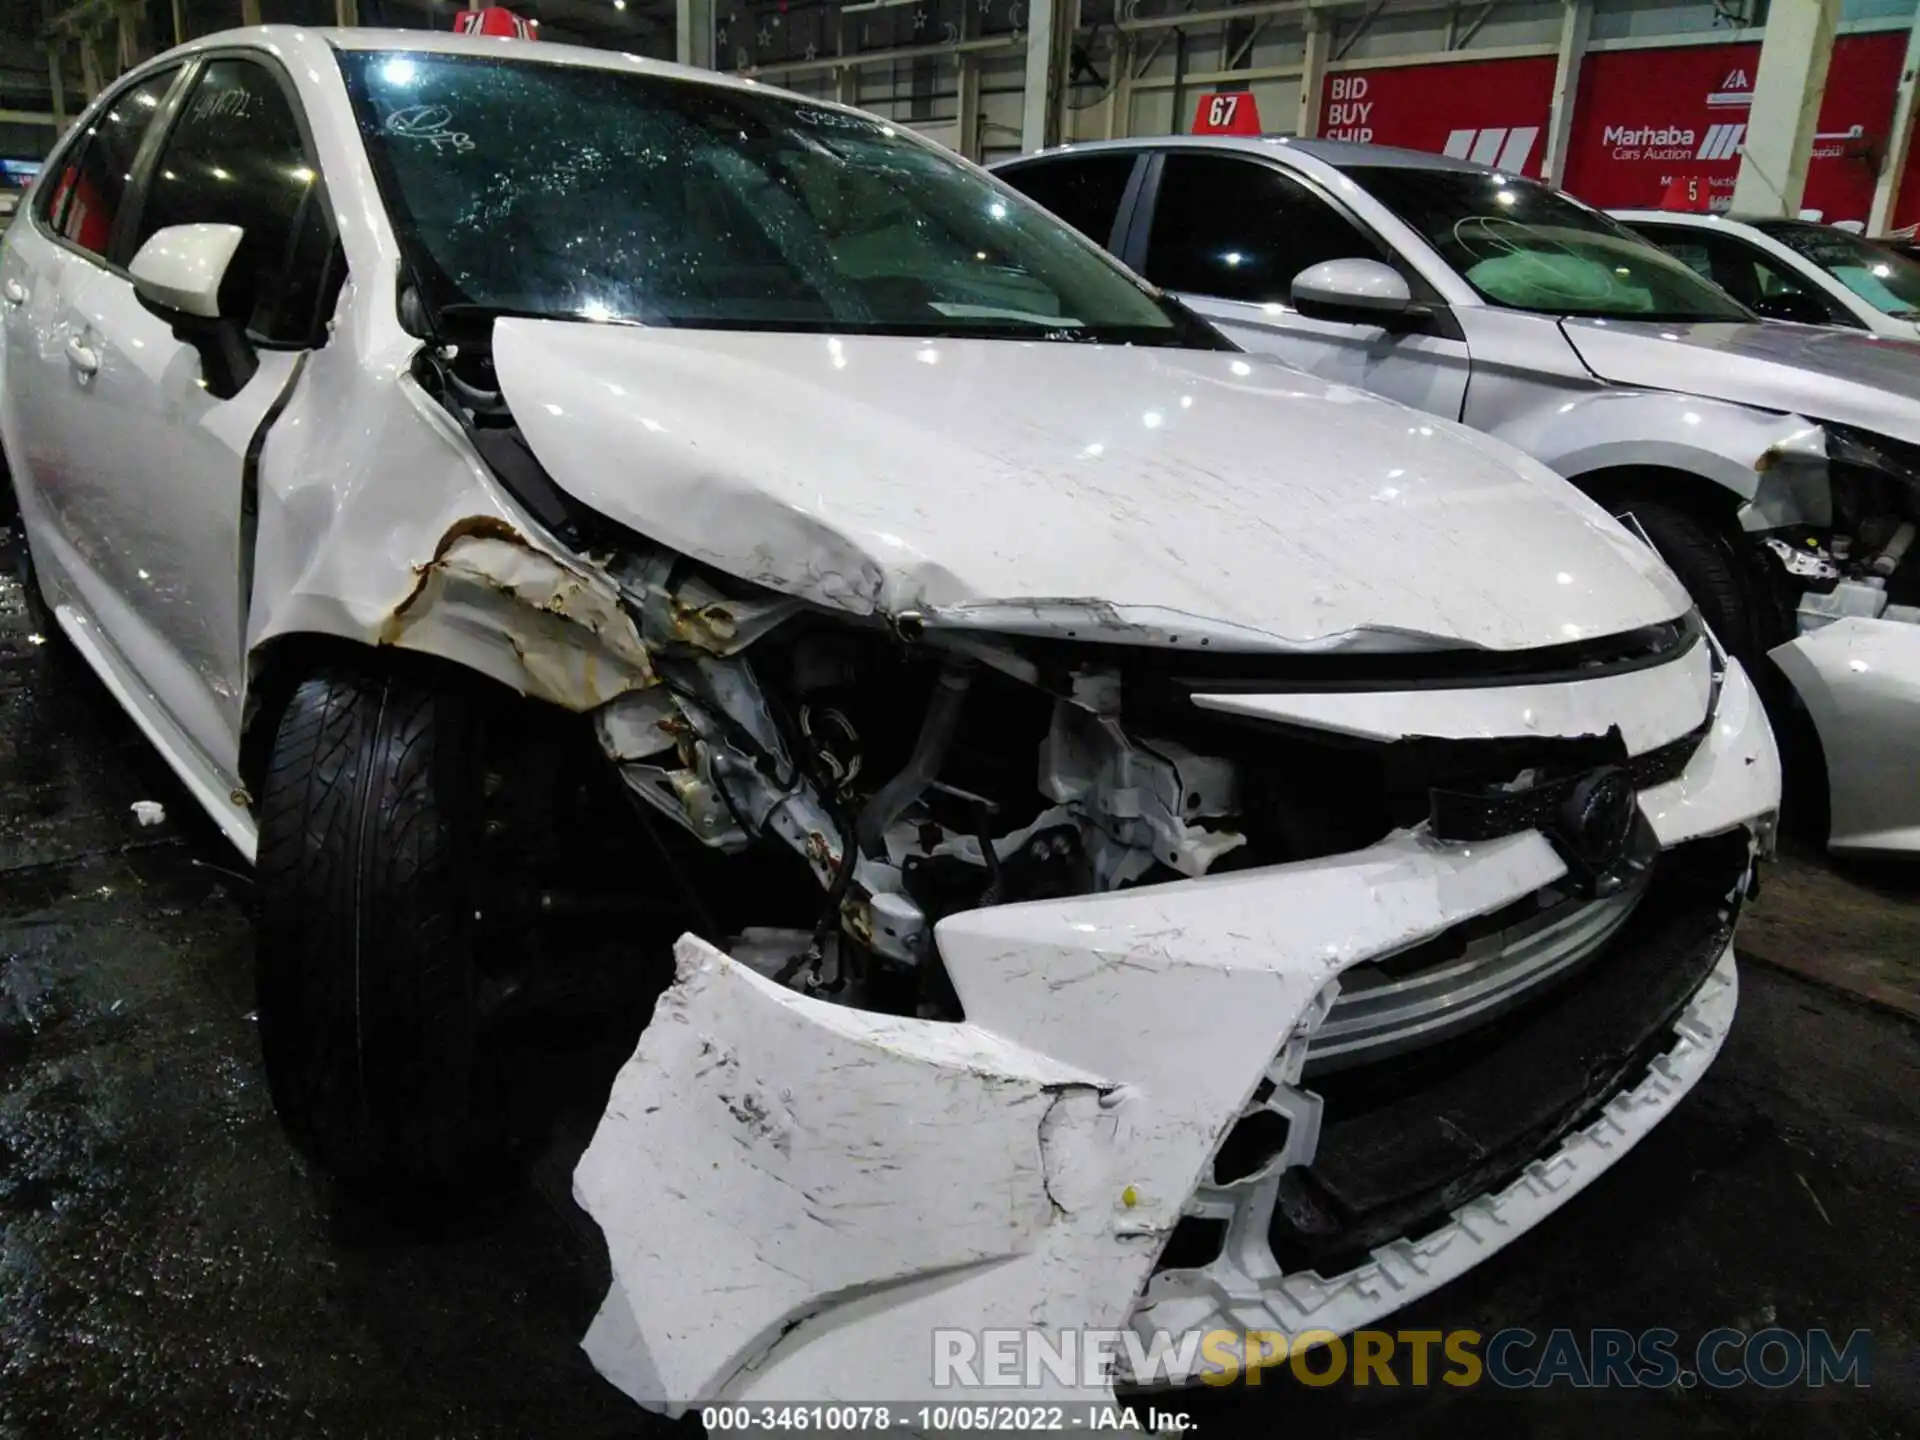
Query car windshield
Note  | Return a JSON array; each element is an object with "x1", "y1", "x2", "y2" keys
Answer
[
  {"x1": 1348, "y1": 166, "x2": 1753, "y2": 322},
  {"x1": 336, "y1": 50, "x2": 1206, "y2": 345},
  {"x1": 1753, "y1": 221, "x2": 1920, "y2": 318}
]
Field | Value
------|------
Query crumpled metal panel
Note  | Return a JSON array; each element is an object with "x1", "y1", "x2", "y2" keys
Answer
[{"x1": 489, "y1": 320, "x2": 1693, "y2": 653}]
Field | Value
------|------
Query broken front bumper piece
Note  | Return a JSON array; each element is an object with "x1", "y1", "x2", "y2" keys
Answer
[
  {"x1": 573, "y1": 659, "x2": 1778, "y2": 1412},
  {"x1": 1772, "y1": 612, "x2": 1920, "y2": 854}
]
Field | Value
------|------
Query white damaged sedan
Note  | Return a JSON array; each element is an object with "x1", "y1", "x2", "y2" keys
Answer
[{"x1": 1, "y1": 29, "x2": 1778, "y2": 1413}]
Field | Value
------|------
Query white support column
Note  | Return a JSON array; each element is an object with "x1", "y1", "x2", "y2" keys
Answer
[
  {"x1": 78, "y1": 35, "x2": 100, "y2": 101},
  {"x1": 240, "y1": 0, "x2": 261, "y2": 27},
  {"x1": 1731, "y1": 0, "x2": 1841, "y2": 217},
  {"x1": 1106, "y1": 31, "x2": 1132, "y2": 139},
  {"x1": 677, "y1": 0, "x2": 715, "y2": 70},
  {"x1": 1020, "y1": 0, "x2": 1068, "y2": 152},
  {"x1": 1295, "y1": 14, "x2": 1328, "y2": 138},
  {"x1": 48, "y1": 45, "x2": 67, "y2": 130},
  {"x1": 956, "y1": 54, "x2": 982, "y2": 159},
  {"x1": 333, "y1": 0, "x2": 356, "y2": 27},
  {"x1": 1869, "y1": 8, "x2": 1920, "y2": 234},
  {"x1": 835, "y1": 64, "x2": 858, "y2": 107},
  {"x1": 1541, "y1": 0, "x2": 1590, "y2": 187}
]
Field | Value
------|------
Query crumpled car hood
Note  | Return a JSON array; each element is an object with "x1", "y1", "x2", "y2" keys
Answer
[
  {"x1": 493, "y1": 321, "x2": 1689, "y2": 651},
  {"x1": 1561, "y1": 318, "x2": 1920, "y2": 447}
]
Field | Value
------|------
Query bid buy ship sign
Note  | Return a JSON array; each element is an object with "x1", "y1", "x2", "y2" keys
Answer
[{"x1": 1317, "y1": 57, "x2": 1557, "y2": 176}]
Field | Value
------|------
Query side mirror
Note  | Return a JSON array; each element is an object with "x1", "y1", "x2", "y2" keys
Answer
[
  {"x1": 1290, "y1": 258, "x2": 1416, "y2": 327},
  {"x1": 130, "y1": 223, "x2": 257, "y2": 398},
  {"x1": 1751, "y1": 291, "x2": 1832, "y2": 327}
]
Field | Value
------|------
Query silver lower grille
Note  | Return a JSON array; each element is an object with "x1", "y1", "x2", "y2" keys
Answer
[{"x1": 1303, "y1": 878, "x2": 1648, "y2": 1074}]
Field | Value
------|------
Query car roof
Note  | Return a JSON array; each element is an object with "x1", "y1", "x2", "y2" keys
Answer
[
  {"x1": 997, "y1": 133, "x2": 1497, "y2": 174},
  {"x1": 162, "y1": 25, "x2": 787, "y2": 101}
]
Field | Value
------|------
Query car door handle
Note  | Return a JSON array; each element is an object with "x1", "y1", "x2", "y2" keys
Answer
[
  {"x1": 65, "y1": 335, "x2": 99, "y2": 376},
  {"x1": 1, "y1": 279, "x2": 25, "y2": 306}
]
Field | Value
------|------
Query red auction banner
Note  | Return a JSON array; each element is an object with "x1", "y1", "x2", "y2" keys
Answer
[
  {"x1": 1561, "y1": 32, "x2": 1901, "y2": 224},
  {"x1": 1319, "y1": 57, "x2": 1557, "y2": 177}
]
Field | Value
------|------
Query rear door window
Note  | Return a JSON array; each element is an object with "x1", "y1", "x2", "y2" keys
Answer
[
  {"x1": 995, "y1": 155, "x2": 1139, "y2": 249},
  {"x1": 38, "y1": 70, "x2": 178, "y2": 259}
]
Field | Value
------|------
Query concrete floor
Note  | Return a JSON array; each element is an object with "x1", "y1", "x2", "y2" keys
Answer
[{"x1": 1, "y1": 529, "x2": 1916, "y2": 1439}]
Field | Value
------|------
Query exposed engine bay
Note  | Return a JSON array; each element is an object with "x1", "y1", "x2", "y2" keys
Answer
[
  {"x1": 404, "y1": 333, "x2": 1738, "y2": 1023},
  {"x1": 582, "y1": 561, "x2": 1723, "y2": 1022},
  {"x1": 1758, "y1": 423, "x2": 1920, "y2": 634},
  {"x1": 592, "y1": 599, "x2": 1271, "y2": 1018}
]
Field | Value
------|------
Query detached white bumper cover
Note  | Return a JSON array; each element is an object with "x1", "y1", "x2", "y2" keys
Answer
[{"x1": 574, "y1": 660, "x2": 1777, "y2": 1411}]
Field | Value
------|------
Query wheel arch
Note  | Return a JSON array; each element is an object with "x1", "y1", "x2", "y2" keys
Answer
[
  {"x1": 1486, "y1": 390, "x2": 1819, "y2": 520},
  {"x1": 238, "y1": 628, "x2": 546, "y2": 809},
  {"x1": 1564, "y1": 462, "x2": 1749, "y2": 532}
]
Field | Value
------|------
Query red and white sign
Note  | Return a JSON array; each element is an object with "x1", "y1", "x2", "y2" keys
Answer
[
  {"x1": 1660, "y1": 172, "x2": 1714, "y2": 212},
  {"x1": 1562, "y1": 32, "x2": 1901, "y2": 224},
  {"x1": 454, "y1": 6, "x2": 537, "y2": 38},
  {"x1": 1317, "y1": 57, "x2": 1557, "y2": 176},
  {"x1": 1193, "y1": 91, "x2": 1263, "y2": 135}
]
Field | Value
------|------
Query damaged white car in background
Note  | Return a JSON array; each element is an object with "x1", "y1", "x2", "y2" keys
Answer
[{"x1": 1, "y1": 29, "x2": 1778, "y2": 1417}]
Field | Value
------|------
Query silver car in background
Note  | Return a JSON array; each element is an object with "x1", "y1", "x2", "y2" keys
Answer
[{"x1": 996, "y1": 137, "x2": 1920, "y2": 854}]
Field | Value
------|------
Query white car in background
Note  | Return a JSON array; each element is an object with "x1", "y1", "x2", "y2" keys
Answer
[
  {"x1": 996, "y1": 137, "x2": 1920, "y2": 854},
  {"x1": 1619, "y1": 209, "x2": 1920, "y2": 341},
  {"x1": 2, "y1": 31, "x2": 1777, "y2": 1412}
]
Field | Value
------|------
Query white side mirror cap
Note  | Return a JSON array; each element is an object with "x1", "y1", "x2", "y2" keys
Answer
[
  {"x1": 1291, "y1": 257, "x2": 1413, "y2": 316},
  {"x1": 129, "y1": 223, "x2": 244, "y2": 320}
]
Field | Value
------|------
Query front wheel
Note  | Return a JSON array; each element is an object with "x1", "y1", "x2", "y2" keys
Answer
[
  {"x1": 1611, "y1": 496, "x2": 1785, "y2": 678},
  {"x1": 254, "y1": 656, "x2": 500, "y2": 1194}
]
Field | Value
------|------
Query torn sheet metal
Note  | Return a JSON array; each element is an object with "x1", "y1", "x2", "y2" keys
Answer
[
  {"x1": 1770, "y1": 616, "x2": 1920, "y2": 853},
  {"x1": 379, "y1": 516, "x2": 654, "y2": 710}
]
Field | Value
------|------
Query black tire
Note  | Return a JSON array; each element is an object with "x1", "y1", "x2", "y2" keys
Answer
[
  {"x1": 1613, "y1": 497, "x2": 1782, "y2": 678},
  {"x1": 254, "y1": 655, "x2": 500, "y2": 1194}
]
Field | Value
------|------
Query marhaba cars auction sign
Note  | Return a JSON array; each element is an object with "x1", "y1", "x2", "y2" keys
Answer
[
  {"x1": 1318, "y1": 32, "x2": 1906, "y2": 227},
  {"x1": 1563, "y1": 32, "x2": 1903, "y2": 225}
]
